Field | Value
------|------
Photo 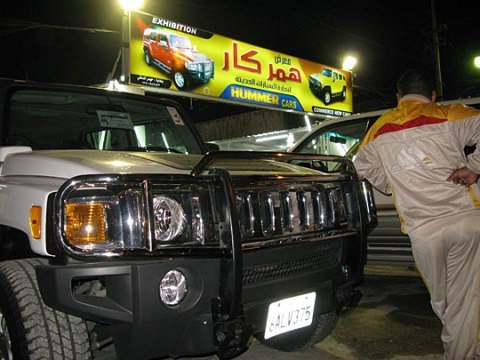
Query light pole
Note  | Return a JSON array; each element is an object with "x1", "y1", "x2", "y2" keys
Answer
[
  {"x1": 430, "y1": 0, "x2": 443, "y2": 97},
  {"x1": 119, "y1": 0, "x2": 145, "y2": 84}
]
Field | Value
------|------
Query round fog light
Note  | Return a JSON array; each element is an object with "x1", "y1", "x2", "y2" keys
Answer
[{"x1": 160, "y1": 270, "x2": 187, "y2": 306}]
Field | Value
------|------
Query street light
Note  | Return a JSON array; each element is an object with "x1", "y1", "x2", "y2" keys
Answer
[
  {"x1": 342, "y1": 55, "x2": 357, "y2": 71},
  {"x1": 119, "y1": 0, "x2": 145, "y2": 83},
  {"x1": 474, "y1": 56, "x2": 480, "y2": 69},
  {"x1": 119, "y1": 0, "x2": 145, "y2": 12}
]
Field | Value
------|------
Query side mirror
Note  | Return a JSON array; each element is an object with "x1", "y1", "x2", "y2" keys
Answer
[
  {"x1": 205, "y1": 142, "x2": 220, "y2": 152},
  {"x1": 159, "y1": 40, "x2": 168, "y2": 49}
]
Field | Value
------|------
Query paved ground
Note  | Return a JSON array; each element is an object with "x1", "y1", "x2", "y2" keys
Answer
[
  {"x1": 189, "y1": 264, "x2": 444, "y2": 360},
  {"x1": 311, "y1": 265, "x2": 443, "y2": 360}
]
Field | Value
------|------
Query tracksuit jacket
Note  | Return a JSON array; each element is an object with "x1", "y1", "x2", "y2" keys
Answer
[{"x1": 354, "y1": 94, "x2": 480, "y2": 234}]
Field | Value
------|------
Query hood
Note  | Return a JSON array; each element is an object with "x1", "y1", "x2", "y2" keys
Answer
[
  {"x1": 309, "y1": 74, "x2": 322, "y2": 83},
  {"x1": 1, "y1": 150, "x2": 322, "y2": 179},
  {"x1": 175, "y1": 49, "x2": 211, "y2": 63}
]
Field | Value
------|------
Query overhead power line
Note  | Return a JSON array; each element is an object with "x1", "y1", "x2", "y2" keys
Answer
[{"x1": 0, "y1": 18, "x2": 119, "y2": 37}]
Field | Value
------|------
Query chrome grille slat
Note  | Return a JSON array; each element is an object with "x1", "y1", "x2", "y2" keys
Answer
[
  {"x1": 259, "y1": 191, "x2": 275, "y2": 236},
  {"x1": 236, "y1": 181, "x2": 351, "y2": 244},
  {"x1": 312, "y1": 189, "x2": 327, "y2": 229},
  {"x1": 237, "y1": 193, "x2": 255, "y2": 239},
  {"x1": 279, "y1": 190, "x2": 293, "y2": 232},
  {"x1": 296, "y1": 190, "x2": 310, "y2": 230}
]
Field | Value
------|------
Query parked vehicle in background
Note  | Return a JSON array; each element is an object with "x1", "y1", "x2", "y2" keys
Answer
[
  {"x1": 143, "y1": 28, "x2": 214, "y2": 90},
  {"x1": 309, "y1": 68, "x2": 347, "y2": 105},
  {"x1": 0, "y1": 79, "x2": 376, "y2": 360},
  {"x1": 289, "y1": 96, "x2": 480, "y2": 266}
]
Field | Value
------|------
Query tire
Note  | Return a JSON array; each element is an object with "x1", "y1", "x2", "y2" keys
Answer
[
  {"x1": 256, "y1": 310, "x2": 338, "y2": 352},
  {"x1": 144, "y1": 50, "x2": 152, "y2": 66},
  {"x1": 0, "y1": 258, "x2": 92, "y2": 360},
  {"x1": 322, "y1": 89, "x2": 332, "y2": 105},
  {"x1": 173, "y1": 71, "x2": 188, "y2": 90}
]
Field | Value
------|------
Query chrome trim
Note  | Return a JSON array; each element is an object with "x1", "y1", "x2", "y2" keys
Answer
[
  {"x1": 191, "y1": 195, "x2": 205, "y2": 244},
  {"x1": 118, "y1": 189, "x2": 144, "y2": 248},
  {"x1": 54, "y1": 174, "x2": 227, "y2": 258},
  {"x1": 242, "y1": 231, "x2": 358, "y2": 250},
  {"x1": 296, "y1": 190, "x2": 310, "y2": 230},
  {"x1": 312, "y1": 189, "x2": 327, "y2": 229},
  {"x1": 259, "y1": 191, "x2": 275, "y2": 236},
  {"x1": 237, "y1": 193, "x2": 255, "y2": 239},
  {"x1": 142, "y1": 179, "x2": 154, "y2": 252},
  {"x1": 53, "y1": 152, "x2": 359, "y2": 258},
  {"x1": 279, "y1": 190, "x2": 293, "y2": 232},
  {"x1": 360, "y1": 180, "x2": 377, "y2": 224}
]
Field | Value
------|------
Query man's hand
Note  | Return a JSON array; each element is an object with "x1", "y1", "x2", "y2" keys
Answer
[{"x1": 447, "y1": 167, "x2": 479, "y2": 186}]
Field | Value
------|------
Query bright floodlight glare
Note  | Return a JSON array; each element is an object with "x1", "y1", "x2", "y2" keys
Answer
[
  {"x1": 119, "y1": 0, "x2": 144, "y2": 11},
  {"x1": 342, "y1": 56, "x2": 357, "y2": 71},
  {"x1": 474, "y1": 56, "x2": 480, "y2": 69}
]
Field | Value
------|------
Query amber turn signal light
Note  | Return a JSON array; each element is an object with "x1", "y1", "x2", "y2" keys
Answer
[
  {"x1": 29, "y1": 205, "x2": 42, "y2": 239},
  {"x1": 65, "y1": 203, "x2": 107, "y2": 245}
]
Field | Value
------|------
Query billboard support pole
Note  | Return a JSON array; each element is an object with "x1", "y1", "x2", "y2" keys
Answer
[{"x1": 121, "y1": 10, "x2": 130, "y2": 84}]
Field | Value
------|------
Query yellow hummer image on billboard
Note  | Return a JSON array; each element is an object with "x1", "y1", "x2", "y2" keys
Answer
[{"x1": 309, "y1": 68, "x2": 347, "y2": 105}]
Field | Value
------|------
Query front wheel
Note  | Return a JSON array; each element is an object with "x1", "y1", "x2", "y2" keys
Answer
[
  {"x1": 0, "y1": 258, "x2": 92, "y2": 359},
  {"x1": 322, "y1": 89, "x2": 332, "y2": 105},
  {"x1": 256, "y1": 310, "x2": 338, "y2": 352},
  {"x1": 144, "y1": 50, "x2": 152, "y2": 66},
  {"x1": 173, "y1": 71, "x2": 189, "y2": 90}
]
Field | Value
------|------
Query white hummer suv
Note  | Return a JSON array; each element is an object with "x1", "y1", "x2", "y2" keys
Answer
[{"x1": 0, "y1": 79, "x2": 376, "y2": 360}]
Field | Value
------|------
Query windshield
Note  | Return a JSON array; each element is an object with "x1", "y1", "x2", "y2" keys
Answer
[
  {"x1": 170, "y1": 35, "x2": 193, "y2": 50},
  {"x1": 5, "y1": 89, "x2": 204, "y2": 154},
  {"x1": 321, "y1": 68, "x2": 333, "y2": 77}
]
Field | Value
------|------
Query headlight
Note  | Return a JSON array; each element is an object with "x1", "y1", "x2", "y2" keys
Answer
[
  {"x1": 56, "y1": 175, "x2": 220, "y2": 256},
  {"x1": 185, "y1": 62, "x2": 200, "y2": 71},
  {"x1": 153, "y1": 196, "x2": 186, "y2": 241},
  {"x1": 64, "y1": 189, "x2": 144, "y2": 250}
]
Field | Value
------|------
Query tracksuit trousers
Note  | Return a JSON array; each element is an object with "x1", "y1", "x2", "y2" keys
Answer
[{"x1": 409, "y1": 211, "x2": 480, "y2": 360}]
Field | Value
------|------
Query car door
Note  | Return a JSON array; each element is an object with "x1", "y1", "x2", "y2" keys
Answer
[
  {"x1": 291, "y1": 115, "x2": 414, "y2": 266},
  {"x1": 152, "y1": 33, "x2": 172, "y2": 71}
]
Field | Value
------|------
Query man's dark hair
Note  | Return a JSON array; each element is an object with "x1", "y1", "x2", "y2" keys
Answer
[{"x1": 396, "y1": 69, "x2": 434, "y2": 97}]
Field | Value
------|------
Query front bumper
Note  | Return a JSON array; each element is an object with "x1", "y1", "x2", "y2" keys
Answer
[
  {"x1": 36, "y1": 235, "x2": 358, "y2": 359},
  {"x1": 37, "y1": 257, "x2": 222, "y2": 359}
]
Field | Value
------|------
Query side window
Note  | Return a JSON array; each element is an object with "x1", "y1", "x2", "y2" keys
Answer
[
  {"x1": 297, "y1": 119, "x2": 371, "y2": 159},
  {"x1": 150, "y1": 32, "x2": 156, "y2": 41},
  {"x1": 293, "y1": 119, "x2": 373, "y2": 172},
  {"x1": 159, "y1": 35, "x2": 168, "y2": 47}
]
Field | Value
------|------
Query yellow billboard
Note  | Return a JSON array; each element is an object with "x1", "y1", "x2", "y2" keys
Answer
[{"x1": 129, "y1": 11, "x2": 353, "y2": 116}]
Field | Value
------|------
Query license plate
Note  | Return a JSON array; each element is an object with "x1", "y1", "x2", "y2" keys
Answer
[{"x1": 264, "y1": 292, "x2": 316, "y2": 340}]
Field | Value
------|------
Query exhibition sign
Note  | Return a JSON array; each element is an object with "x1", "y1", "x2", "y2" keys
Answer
[{"x1": 129, "y1": 11, "x2": 353, "y2": 116}]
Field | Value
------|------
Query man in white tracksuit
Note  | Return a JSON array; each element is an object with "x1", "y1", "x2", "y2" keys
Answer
[{"x1": 354, "y1": 69, "x2": 480, "y2": 359}]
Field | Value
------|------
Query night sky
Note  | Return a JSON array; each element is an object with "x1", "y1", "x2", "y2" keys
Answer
[{"x1": 1, "y1": 0, "x2": 479, "y2": 119}]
